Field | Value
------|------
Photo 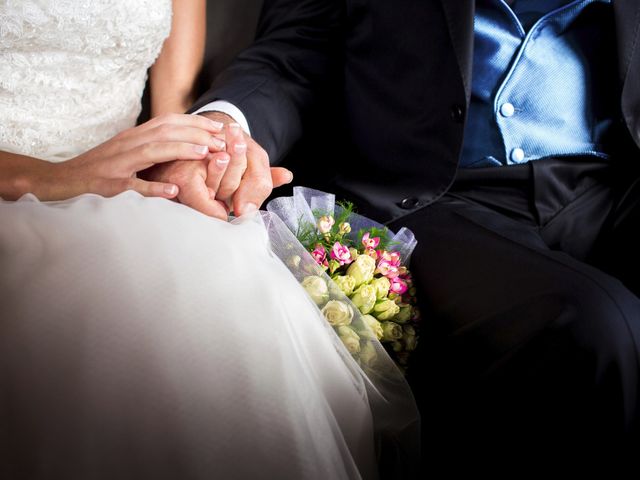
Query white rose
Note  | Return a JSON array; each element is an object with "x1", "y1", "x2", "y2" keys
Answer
[
  {"x1": 361, "y1": 314, "x2": 384, "y2": 340},
  {"x1": 370, "y1": 276, "x2": 391, "y2": 299},
  {"x1": 301, "y1": 275, "x2": 329, "y2": 305},
  {"x1": 373, "y1": 299, "x2": 400, "y2": 321},
  {"x1": 351, "y1": 284, "x2": 377, "y2": 315},
  {"x1": 331, "y1": 275, "x2": 357, "y2": 296},
  {"x1": 338, "y1": 326, "x2": 361, "y2": 354},
  {"x1": 360, "y1": 342, "x2": 378, "y2": 367},
  {"x1": 286, "y1": 255, "x2": 302, "y2": 269},
  {"x1": 381, "y1": 321, "x2": 403, "y2": 341},
  {"x1": 321, "y1": 300, "x2": 354, "y2": 327},
  {"x1": 346, "y1": 254, "x2": 376, "y2": 286},
  {"x1": 394, "y1": 304, "x2": 413, "y2": 324}
]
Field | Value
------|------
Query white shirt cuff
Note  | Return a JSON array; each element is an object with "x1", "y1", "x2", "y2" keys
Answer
[{"x1": 193, "y1": 101, "x2": 251, "y2": 136}]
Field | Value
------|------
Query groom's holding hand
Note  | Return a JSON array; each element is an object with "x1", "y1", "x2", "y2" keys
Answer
[{"x1": 158, "y1": 0, "x2": 640, "y2": 470}]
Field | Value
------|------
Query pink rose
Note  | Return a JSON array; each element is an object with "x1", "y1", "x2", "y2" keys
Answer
[
  {"x1": 390, "y1": 277, "x2": 408, "y2": 295},
  {"x1": 311, "y1": 244, "x2": 327, "y2": 265},
  {"x1": 362, "y1": 232, "x2": 380, "y2": 249},
  {"x1": 330, "y1": 242, "x2": 352, "y2": 265},
  {"x1": 379, "y1": 250, "x2": 401, "y2": 266},
  {"x1": 377, "y1": 259, "x2": 400, "y2": 279}
]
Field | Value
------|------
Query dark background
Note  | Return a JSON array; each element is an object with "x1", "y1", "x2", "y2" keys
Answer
[{"x1": 139, "y1": 0, "x2": 264, "y2": 123}]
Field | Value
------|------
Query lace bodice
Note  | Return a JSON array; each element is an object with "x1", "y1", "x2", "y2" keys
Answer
[{"x1": 0, "y1": 0, "x2": 172, "y2": 162}]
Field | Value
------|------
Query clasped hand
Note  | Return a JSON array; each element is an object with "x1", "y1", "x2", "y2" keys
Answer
[{"x1": 142, "y1": 111, "x2": 292, "y2": 219}]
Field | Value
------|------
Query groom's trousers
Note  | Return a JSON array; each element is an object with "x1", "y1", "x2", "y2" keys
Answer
[{"x1": 389, "y1": 155, "x2": 640, "y2": 472}]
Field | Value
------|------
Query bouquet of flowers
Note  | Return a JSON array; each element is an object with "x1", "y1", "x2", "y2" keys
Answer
[{"x1": 267, "y1": 187, "x2": 421, "y2": 372}]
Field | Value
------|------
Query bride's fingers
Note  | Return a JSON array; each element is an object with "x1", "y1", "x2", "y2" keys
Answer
[
  {"x1": 122, "y1": 141, "x2": 211, "y2": 172},
  {"x1": 134, "y1": 113, "x2": 224, "y2": 135},
  {"x1": 124, "y1": 125, "x2": 227, "y2": 153},
  {"x1": 205, "y1": 151, "x2": 231, "y2": 196}
]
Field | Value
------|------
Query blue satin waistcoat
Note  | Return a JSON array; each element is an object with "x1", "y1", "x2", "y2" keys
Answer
[{"x1": 460, "y1": 0, "x2": 618, "y2": 168}]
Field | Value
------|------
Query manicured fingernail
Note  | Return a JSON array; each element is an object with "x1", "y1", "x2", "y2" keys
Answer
[
  {"x1": 243, "y1": 202, "x2": 258, "y2": 214},
  {"x1": 285, "y1": 170, "x2": 293, "y2": 183},
  {"x1": 194, "y1": 144, "x2": 208, "y2": 155},
  {"x1": 229, "y1": 123, "x2": 241, "y2": 134},
  {"x1": 215, "y1": 157, "x2": 230, "y2": 167},
  {"x1": 209, "y1": 120, "x2": 224, "y2": 130},
  {"x1": 234, "y1": 143, "x2": 247, "y2": 154},
  {"x1": 164, "y1": 185, "x2": 178, "y2": 195},
  {"x1": 211, "y1": 137, "x2": 226, "y2": 150}
]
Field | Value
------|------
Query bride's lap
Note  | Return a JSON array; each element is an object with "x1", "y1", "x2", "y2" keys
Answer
[{"x1": 0, "y1": 192, "x2": 375, "y2": 479}]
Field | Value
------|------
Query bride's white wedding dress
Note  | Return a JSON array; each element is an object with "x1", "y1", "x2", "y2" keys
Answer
[{"x1": 0, "y1": 1, "x2": 418, "y2": 479}]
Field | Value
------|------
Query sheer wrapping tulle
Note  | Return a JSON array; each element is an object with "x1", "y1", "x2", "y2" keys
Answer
[{"x1": 0, "y1": 191, "x2": 419, "y2": 479}]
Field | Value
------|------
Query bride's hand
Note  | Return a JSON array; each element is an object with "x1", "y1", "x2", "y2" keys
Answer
[{"x1": 32, "y1": 114, "x2": 228, "y2": 200}]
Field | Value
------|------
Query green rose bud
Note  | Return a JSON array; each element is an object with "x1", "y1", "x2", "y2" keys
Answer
[
  {"x1": 346, "y1": 254, "x2": 376, "y2": 287},
  {"x1": 328, "y1": 259, "x2": 341, "y2": 275},
  {"x1": 338, "y1": 222, "x2": 352, "y2": 234},
  {"x1": 373, "y1": 299, "x2": 400, "y2": 321},
  {"x1": 332, "y1": 275, "x2": 357, "y2": 296},
  {"x1": 361, "y1": 314, "x2": 384, "y2": 340},
  {"x1": 321, "y1": 300, "x2": 354, "y2": 327},
  {"x1": 394, "y1": 304, "x2": 413, "y2": 324},
  {"x1": 351, "y1": 284, "x2": 377, "y2": 315},
  {"x1": 391, "y1": 340, "x2": 403, "y2": 352},
  {"x1": 301, "y1": 276, "x2": 329, "y2": 305},
  {"x1": 348, "y1": 247, "x2": 359, "y2": 261},
  {"x1": 338, "y1": 326, "x2": 361, "y2": 354},
  {"x1": 370, "y1": 277, "x2": 391, "y2": 300},
  {"x1": 403, "y1": 325, "x2": 416, "y2": 336},
  {"x1": 381, "y1": 321, "x2": 403, "y2": 341},
  {"x1": 317, "y1": 215, "x2": 335, "y2": 234},
  {"x1": 360, "y1": 342, "x2": 377, "y2": 367}
]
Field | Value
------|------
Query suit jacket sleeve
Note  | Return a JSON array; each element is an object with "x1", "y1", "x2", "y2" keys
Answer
[{"x1": 191, "y1": 0, "x2": 343, "y2": 163}]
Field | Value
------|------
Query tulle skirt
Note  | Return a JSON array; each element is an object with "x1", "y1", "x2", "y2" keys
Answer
[{"x1": 0, "y1": 192, "x2": 418, "y2": 479}]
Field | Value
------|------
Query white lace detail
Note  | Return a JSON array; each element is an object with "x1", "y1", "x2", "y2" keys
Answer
[{"x1": 0, "y1": 0, "x2": 172, "y2": 162}]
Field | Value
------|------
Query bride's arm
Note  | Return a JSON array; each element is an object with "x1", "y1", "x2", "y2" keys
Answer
[
  {"x1": 150, "y1": 0, "x2": 206, "y2": 116},
  {"x1": 0, "y1": 115, "x2": 225, "y2": 201}
]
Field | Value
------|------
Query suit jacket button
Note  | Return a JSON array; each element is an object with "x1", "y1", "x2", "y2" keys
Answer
[
  {"x1": 450, "y1": 104, "x2": 465, "y2": 123},
  {"x1": 400, "y1": 197, "x2": 420, "y2": 209}
]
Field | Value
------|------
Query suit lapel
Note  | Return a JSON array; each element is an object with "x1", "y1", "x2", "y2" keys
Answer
[
  {"x1": 614, "y1": 0, "x2": 640, "y2": 85},
  {"x1": 614, "y1": 0, "x2": 640, "y2": 144},
  {"x1": 439, "y1": 0, "x2": 475, "y2": 102}
]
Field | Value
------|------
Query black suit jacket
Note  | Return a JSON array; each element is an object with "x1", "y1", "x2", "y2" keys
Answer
[{"x1": 194, "y1": 0, "x2": 640, "y2": 223}]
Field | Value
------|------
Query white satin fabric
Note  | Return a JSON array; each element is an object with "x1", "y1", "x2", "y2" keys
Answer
[{"x1": 0, "y1": 192, "x2": 379, "y2": 479}]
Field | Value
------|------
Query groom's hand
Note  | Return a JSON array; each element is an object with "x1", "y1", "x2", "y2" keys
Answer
[
  {"x1": 141, "y1": 153, "x2": 233, "y2": 219},
  {"x1": 200, "y1": 111, "x2": 293, "y2": 216}
]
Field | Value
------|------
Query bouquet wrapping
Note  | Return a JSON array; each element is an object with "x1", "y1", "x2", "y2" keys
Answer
[
  {"x1": 257, "y1": 187, "x2": 421, "y2": 475},
  {"x1": 267, "y1": 187, "x2": 421, "y2": 373}
]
